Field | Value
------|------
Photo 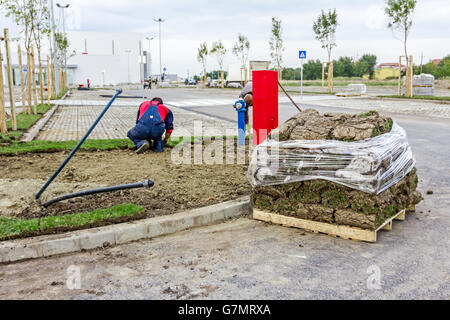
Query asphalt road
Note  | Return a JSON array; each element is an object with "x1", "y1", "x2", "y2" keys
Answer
[{"x1": 0, "y1": 88, "x2": 448, "y2": 300}]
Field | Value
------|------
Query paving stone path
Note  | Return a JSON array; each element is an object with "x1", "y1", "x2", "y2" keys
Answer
[
  {"x1": 36, "y1": 104, "x2": 236, "y2": 141},
  {"x1": 32, "y1": 94, "x2": 450, "y2": 141}
]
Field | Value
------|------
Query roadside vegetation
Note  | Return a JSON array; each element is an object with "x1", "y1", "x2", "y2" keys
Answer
[
  {"x1": 414, "y1": 55, "x2": 450, "y2": 79},
  {"x1": 282, "y1": 55, "x2": 378, "y2": 81},
  {"x1": 0, "y1": 138, "x2": 133, "y2": 155},
  {"x1": 381, "y1": 95, "x2": 450, "y2": 101},
  {"x1": 0, "y1": 203, "x2": 145, "y2": 241},
  {"x1": 6, "y1": 104, "x2": 52, "y2": 130},
  {"x1": 0, "y1": 104, "x2": 52, "y2": 145},
  {"x1": 50, "y1": 88, "x2": 69, "y2": 100},
  {"x1": 281, "y1": 80, "x2": 396, "y2": 87},
  {"x1": 285, "y1": 90, "x2": 336, "y2": 95},
  {"x1": 0, "y1": 135, "x2": 246, "y2": 155}
]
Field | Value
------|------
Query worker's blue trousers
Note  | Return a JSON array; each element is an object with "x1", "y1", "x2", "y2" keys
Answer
[{"x1": 127, "y1": 124, "x2": 165, "y2": 152}]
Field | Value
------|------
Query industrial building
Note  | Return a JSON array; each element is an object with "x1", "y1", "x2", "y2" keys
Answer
[
  {"x1": 66, "y1": 31, "x2": 149, "y2": 86},
  {"x1": 1, "y1": 31, "x2": 152, "y2": 88}
]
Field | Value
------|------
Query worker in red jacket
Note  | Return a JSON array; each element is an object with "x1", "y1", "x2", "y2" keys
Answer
[{"x1": 127, "y1": 97, "x2": 174, "y2": 153}]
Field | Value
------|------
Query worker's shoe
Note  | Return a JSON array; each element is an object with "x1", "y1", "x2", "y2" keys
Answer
[{"x1": 136, "y1": 142, "x2": 150, "y2": 154}]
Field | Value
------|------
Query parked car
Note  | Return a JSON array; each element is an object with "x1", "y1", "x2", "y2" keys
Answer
[
  {"x1": 210, "y1": 79, "x2": 226, "y2": 87},
  {"x1": 185, "y1": 78, "x2": 197, "y2": 85}
]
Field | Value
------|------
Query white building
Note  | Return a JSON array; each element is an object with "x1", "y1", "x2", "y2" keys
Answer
[
  {"x1": 66, "y1": 31, "x2": 145, "y2": 86},
  {"x1": 2, "y1": 31, "x2": 150, "y2": 88}
]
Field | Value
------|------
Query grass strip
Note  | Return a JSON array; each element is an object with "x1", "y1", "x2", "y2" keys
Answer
[
  {"x1": 50, "y1": 88, "x2": 69, "y2": 100},
  {"x1": 0, "y1": 138, "x2": 134, "y2": 155},
  {"x1": 0, "y1": 135, "x2": 248, "y2": 155},
  {"x1": 6, "y1": 104, "x2": 52, "y2": 131},
  {"x1": 1, "y1": 104, "x2": 53, "y2": 145},
  {"x1": 285, "y1": 90, "x2": 336, "y2": 95},
  {"x1": 281, "y1": 81, "x2": 397, "y2": 87},
  {"x1": 0, "y1": 203, "x2": 145, "y2": 241},
  {"x1": 380, "y1": 95, "x2": 450, "y2": 101}
]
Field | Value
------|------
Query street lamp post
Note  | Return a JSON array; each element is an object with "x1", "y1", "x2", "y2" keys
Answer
[
  {"x1": 56, "y1": 3, "x2": 69, "y2": 88},
  {"x1": 49, "y1": 0, "x2": 60, "y2": 94},
  {"x1": 153, "y1": 18, "x2": 165, "y2": 82},
  {"x1": 125, "y1": 50, "x2": 131, "y2": 84},
  {"x1": 146, "y1": 36, "x2": 154, "y2": 81},
  {"x1": 139, "y1": 40, "x2": 143, "y2": 86}
]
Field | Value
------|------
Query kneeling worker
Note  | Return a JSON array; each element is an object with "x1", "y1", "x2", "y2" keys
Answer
[{"x1": 127, "y1": 97, "x2": 174, "y2": 153}]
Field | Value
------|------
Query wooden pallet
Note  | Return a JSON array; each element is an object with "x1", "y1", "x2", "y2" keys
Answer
[{"x1": 253, "y1": 206, "x2": 415, "y2": 243}]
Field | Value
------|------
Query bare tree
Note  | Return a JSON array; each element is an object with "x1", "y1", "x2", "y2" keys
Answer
[
  {"x1": 232, "y1": 34, "x2": 250, "y2": 84},
  {"x1": 269, "y1": 17, "x2": 284, "y2": 77},
  {"x1": 385, "y1": 0, "x2": 417, "y2": 60},
  {"x1": 210, "y1": 40, "x2": 227, "y2": 88},
  {"x1": 54, "y1": 32, "x2": 68, "y2": 66},
  {"x1": 31, "y1": 0, "x2": 50, "y2": 105},
  {"x1": 312, "y1": 8, "x2": 338, "y2": 62},
  {"x1": 197, "y1": 42, "x2": 208, "y2": 84},
  {"x1": 0, "y1": 0, "x2": 34, "y2": 48},
  {"x1": 1, "y1": 0, "x2": 36, "y2": 114}
]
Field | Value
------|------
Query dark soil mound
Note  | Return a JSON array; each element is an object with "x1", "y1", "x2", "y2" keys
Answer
[
  {"x1": 274, "y1": 109, "x2": 393, "y2": 142},
  {"x1": 252, "y1": 169, "x2": 422, "y2": 230}
]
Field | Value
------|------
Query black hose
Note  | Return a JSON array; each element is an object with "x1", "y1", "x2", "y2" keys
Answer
[
  {"x1": 36, "y1": 89, "x2": 123, "y2": 199},
  {"x1": 43, "y1": 180, "x2": 154, "y2": 208}
]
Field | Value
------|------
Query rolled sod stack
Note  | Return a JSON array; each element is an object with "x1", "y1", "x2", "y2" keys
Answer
[{"x1": 250, "y1": 109, "x2": 423, "y2": 230}]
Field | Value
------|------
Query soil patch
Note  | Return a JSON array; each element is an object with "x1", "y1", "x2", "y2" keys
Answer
[{"x1": 0, "y1": 142, "x2": 251, "y2": 219}]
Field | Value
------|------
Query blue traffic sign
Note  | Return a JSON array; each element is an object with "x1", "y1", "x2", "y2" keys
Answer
[
  {"x1": 299, "y1": 51, "x2": 306, "y2": 59},
  {"x1": 163, "y1": 67, "x2": 167, "y2": 72}
]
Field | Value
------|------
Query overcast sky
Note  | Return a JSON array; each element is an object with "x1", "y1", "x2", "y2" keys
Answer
[{"x1": 1, "y1": 0, "x2": 449, "y2": 77}]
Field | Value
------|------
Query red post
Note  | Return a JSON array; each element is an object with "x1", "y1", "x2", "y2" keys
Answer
[{"x1": 252, "y1": 70, "x2": 279, "y2": 145}]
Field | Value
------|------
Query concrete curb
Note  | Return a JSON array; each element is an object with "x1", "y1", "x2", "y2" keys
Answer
[
  {"x1": 20, "y1": 89, "x2": 71, "y2": 142},
  {"x1": 0, "y1": 197, "x2": 251, "y2": 264}
]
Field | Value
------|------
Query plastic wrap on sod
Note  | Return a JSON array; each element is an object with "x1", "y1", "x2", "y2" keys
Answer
[
  {"x1": 35, "y1": 89, "x2": 123, "y2": 200},
  {"x1": 248, "y1": 122, "x2": 416, "y2": 195}
]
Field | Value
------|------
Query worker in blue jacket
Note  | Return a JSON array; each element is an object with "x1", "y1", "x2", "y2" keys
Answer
[{"x1": 127, "y1": 97, "x2": 174, "y2": 154}]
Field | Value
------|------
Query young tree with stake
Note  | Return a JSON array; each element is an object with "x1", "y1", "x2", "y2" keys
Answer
[
  {"x1": 313, "y1": 8, "x2": 338, "y2": 93},
  {"x1": 269, "y1": 17, "x2": 284, "y2": 81},
  {"x1": 232, "y1": 34, "x2": 250, "y2": 85},
  {"x1": 0, "y1": 0, "x2": 36, "y2": 114},
  {"x1": 0, "y1": 45, "x2": 7, "y2": 133},
  {"x1": 313, "y1": 8, "x2": 338, "y2": 63},
  {"x1": 31, "y1": 0, "x2": 50, "y2": 106},
  {"x1": 210, "y1": 40, "x2": 227, "y2": 88},
  {"x1": 385, "y1": 0, "x2": 416, "y2": 63},
  {"x1": 385, "y1": 0, "x2": 417, "y2": 96},
  {"x1": 197, "y1": 42, "x2": 208, "y2": 85}
]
